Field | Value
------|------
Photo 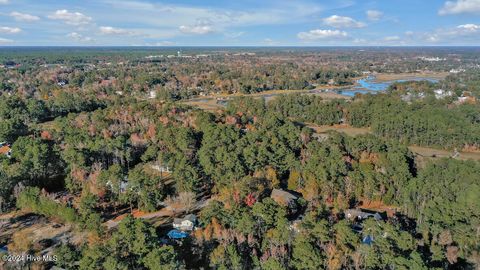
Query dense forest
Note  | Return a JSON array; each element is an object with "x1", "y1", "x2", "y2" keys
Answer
[{"x1": 0, "y1": 48, "x2": 479, "y2": 270}]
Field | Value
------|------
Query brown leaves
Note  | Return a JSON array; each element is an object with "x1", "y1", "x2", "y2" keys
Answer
[{"x1": 446, "y1": 246, "x2": 459, "y2": 264}]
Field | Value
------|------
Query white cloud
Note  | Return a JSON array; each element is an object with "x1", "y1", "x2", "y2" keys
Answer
[
  {"x1": 67, "y1": 32, "x2": 93, "y2": 42},
  {"x1": 353, "y1": 38, "x2": 367, "y2": 44},
  {"x1": 179, "y1": 25, "x2": 213, "y2": 34},
  {"x1": 384, "y1": 36, "x2": 401, "y2": 41},
  {"x1": 0, "y1": 38, "x2": 13, "y2": 44},
  {"x1": 439, "y1": 0, "x2": 480, "y2": 15},
  {"x1": 297, "y1": 29, "x2": 348, "y2": 40},
  {"x1": 224, "y1": 32, "x2": 245, "y2": 39},
  {"x1": 48, "y1": 10, "x2": 92, "y2": 26},
  {"x1": 262, "y1": 38, "x2": 280, "y2": 45},
  {"x1": 153, "y1": 41, "x2": 175, "y2": 46},
  {"x1": 366, "y1": 10, "x2": 383, "y2": 21},
  {"x1": 102, "y1": 0, "x2": 324, "y2": 38},
  {"x1": 179, "y1": 20, "x2": 214, "y2": 35},
  {"x1": 10, "y1": 12, "x2": 40, "y2": 22},
  {"x1": 421, "y1": 23, "x2": 480, "y2": 44},
  {"x1": 0, "y1": 27, "x2": 21, "y2": 34},
  {"x1": 0, "y1": 0, "x2": 9, "y2": 4},
  {"x1": 457, "y1": 24, "x2": 480, "y2": 31},
  {"x1": 99, "y1": 26, "x2": 135, "y2": 35},
  {"x1": 323, "y1": 15, "x2": 366, "y2": 28}
]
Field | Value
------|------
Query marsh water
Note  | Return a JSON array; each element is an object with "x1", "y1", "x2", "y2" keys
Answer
[{"x1": 338, "y1": 76, "x2": 439, "y2": 97}]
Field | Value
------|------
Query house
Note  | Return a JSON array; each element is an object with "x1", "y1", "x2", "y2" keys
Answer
[
  {"x1": 167, "y1": 229, "x2": 189, "y2": 239},
  {"x1": 344, "y1": 208, "x2": 387, "y2": 222},
  {"x1": 173, "y1": 214, "x2": 197, "y2": 231},
  {"x1": 270, "y1": 189, "x2": 299, "y2": 212}
]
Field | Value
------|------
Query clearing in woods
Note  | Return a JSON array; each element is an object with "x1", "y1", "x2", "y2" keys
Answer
[{"x1": 309, "y1": 124, "x2": 480, "y2": 161}]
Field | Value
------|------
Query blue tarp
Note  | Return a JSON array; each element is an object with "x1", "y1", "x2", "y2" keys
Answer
[
  {"x1": 362, "y1": 235, "x2": 374, "y2": 245},
  {"x1": 0, "y1": 246, "x2": 8, "y2": 253},
  {"x1": 167, "y1": 229, "x2": 189, "y2": 239}
]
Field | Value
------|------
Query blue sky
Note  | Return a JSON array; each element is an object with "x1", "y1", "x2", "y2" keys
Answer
[{"x1": 0, "y1": 0, "x2": 479, "y2": 46}]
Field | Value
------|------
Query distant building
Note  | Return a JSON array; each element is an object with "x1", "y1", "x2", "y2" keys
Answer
[
  {"x1": 173, "y1": 214, "x2": 197, "y2": 231},
  {"x1": 449, "y1": 68, "x2": 465, "y2": 74},
  {"x1": 344, "y1": 208, "x2": 387, "y2": 222},
  {"x1": 419, "y1": 56, "x2": 446, "y2": 62},
  {"x1": 433, "y1": 89, "x2": 453, "y2": 99}
]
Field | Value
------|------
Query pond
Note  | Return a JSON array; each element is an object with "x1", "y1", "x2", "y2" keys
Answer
[{"x1": 337, "y1": 76, "x2": 440, "y2": 97}]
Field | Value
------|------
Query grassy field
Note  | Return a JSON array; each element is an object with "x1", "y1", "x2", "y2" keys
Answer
[
  {"x1": 206, "y1": 84, "x2": 350, "y2": 99},
  {"x1": 308, "y1": 124, "x2": 372, "y2": 136},
  {"x1": 375, "y1": 72, "x2": 450, "y2": 82},
  {"x1": 182, "y1": 89, "x2": 350, "y2": 112},
  {"x1": 409, "y1": 145, "x2": 480, "y2": 161},
  {"x1": 182, "y1": 98, "x2": 224, "y2": 112}
]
